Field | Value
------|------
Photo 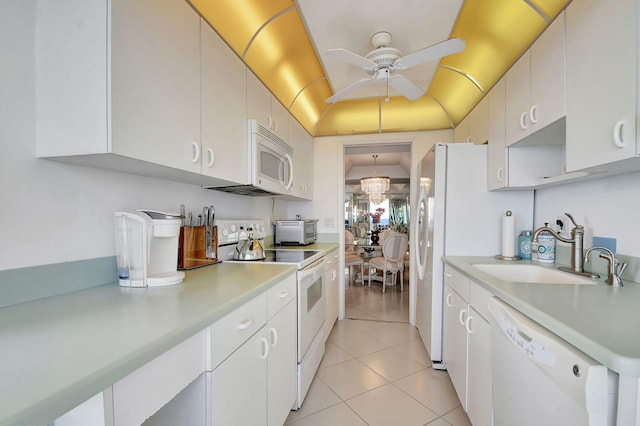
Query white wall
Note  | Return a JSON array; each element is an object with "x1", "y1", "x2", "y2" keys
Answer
[
  {"x1": 534, "y1": 171, "x2": 640, "y2": 257},
  {"x1": 0, "y1": 2, "x2": 286, "y2": 270}
]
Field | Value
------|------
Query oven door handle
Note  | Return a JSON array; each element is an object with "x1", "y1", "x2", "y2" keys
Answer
[{"x1": 298, "y1": 258, "x2": 326, "y2": 279}]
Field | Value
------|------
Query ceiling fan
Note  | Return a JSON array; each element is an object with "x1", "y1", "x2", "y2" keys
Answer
[{"x1": 325, "y1": 31, "x2": 465, "y2": 103}]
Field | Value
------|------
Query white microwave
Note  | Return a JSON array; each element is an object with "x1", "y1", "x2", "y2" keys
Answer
[
  {"x1": 249, "y1": 120, "x2": 294, "y2": 194},
  {"x1": 206, "y1": 119, "x2": 294, "y2": 196}
]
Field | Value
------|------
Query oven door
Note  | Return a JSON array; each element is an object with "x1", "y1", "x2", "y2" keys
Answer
[{"x1": 297, "y1": 258, "x2": 326, "y2": 362}]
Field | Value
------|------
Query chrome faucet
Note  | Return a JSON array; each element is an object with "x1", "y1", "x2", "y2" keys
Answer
[
  {"x1": 532, "y1": 213, "x2": 599, "y2": 278},
  {"x1": 584, "y1": 246, "x2": 628, "y2": 287}
]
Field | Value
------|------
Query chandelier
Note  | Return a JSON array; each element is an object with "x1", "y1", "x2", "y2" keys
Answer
[{"x1": 360, "y1": 154, "x2": 390, "y2": 203}]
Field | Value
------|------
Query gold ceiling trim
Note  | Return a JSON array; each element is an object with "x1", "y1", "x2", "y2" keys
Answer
[
  {"x1": 439, "y1": 65, "x2": 485, "y2": 94},
  {"x1": 425, "y1": 93, "x2": 455, "y2": 130},
  {"x1": 241, "y1": 5, "x2": 297, "y2": 59},
  {"x1": 523, "y1": 0, "x2": 552, "y2": 22},
  {"x1": 289, "y1": 76, "x2": 328, "y2": 110}
]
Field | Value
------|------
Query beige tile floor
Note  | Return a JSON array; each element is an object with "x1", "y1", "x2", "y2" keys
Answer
[{"x1": 285, "y1": 275, "x2": 470, "y2": 426}]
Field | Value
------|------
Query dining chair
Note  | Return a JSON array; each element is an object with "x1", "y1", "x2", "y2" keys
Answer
[
  {"x1": 344, "y1": 230, "x2": 364, "y2": 285},
  {"x1": 368, "y1": 233, "x2": 409, "y2": 293}
]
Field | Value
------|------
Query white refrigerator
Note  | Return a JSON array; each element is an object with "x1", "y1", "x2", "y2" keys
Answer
[{"x1": 414, "y1": 143, "x2": 533, "y2": 368}]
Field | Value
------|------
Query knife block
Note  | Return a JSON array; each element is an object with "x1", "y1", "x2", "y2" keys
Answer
[{"x1": 178, "y1": 225, "x2": 218, "y2": 270}]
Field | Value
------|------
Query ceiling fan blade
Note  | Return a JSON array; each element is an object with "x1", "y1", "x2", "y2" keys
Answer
[
  {"x1": 388, "y1": 74, "x2": 424, "y2": 101},
  {"x1": 327, "y1": 48, "x2": 377, "y2": 71},
  {"x1": 394, "y1": 38, "x2": 466, "y2": 71},
  {"x1": 325, "y1": 76, "x2": 375, "y2": 103}
]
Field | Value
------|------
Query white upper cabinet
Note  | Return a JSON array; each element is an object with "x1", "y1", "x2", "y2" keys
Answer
[
  {"x1": 487, "y1": 78, "x2": 508, "y2": 190},
  {"x1": 469, "y1": 97, "x2": 489, "y2": 145},
  {"x1": 453, "y1": 115, "x2": 470, "y2": 142},
  {"x1": 506, "y1": 12, "x2": 566, "y2": 147},
  {"x1": 247, "y1": 71, "x2": 289, "y2": 141},
  {"x1": 454, "y1": 97, "x2": 488, "y2": 144},
  {"x1": 201, "y1": 20, "x2": 248, "y2": 184},
  {"x1": 288, "y1": 118, "x2": 313, "y2": 200},
  {"x1": 36, "y1": 0, "x2": 201, "y2": 174},
  {"x1": 565, "y1": 0, "x2": 638, "y2": 171}
]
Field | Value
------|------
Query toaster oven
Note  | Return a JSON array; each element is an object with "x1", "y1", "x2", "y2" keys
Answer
[{"x1": 275, "y1": 220, "x2": 318, "y2": 245}]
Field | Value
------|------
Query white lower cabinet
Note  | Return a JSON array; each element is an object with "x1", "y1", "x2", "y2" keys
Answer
[
  {"x1": 209, "y1": 275, "x2": 297, "y2": 426},
  {"x1": 466, "y1": 286, "x2": 493, "y2": 426},
  {"x1": 210, "y1": 329, "x2": 268, "y2": 425},
  {"x1": 443, "y1": 266, "x2": 493, "y2": 426},
  {"x1": 324, "y1": 249, "x2": 339, "y2": 340},
  {"x1": 443, "y1": 283, "x2": 468, "y2": 408}
]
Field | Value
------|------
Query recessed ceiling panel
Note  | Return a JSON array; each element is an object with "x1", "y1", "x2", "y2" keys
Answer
[{"x1": 298, "y1": 0, "x2": 463, "y2": 102}]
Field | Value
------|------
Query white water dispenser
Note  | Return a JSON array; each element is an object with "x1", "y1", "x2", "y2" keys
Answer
[{"x1": 114, "y1": 210, "x2": 185, "y2": 287}]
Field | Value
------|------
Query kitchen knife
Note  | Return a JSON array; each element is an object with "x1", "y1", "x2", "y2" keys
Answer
[
  {"x1": 202, "y1": 206, "x2": 209, "y2": 227},
  {"x1": 209, "y1": 205, "x2": 215, "y2": 226}
]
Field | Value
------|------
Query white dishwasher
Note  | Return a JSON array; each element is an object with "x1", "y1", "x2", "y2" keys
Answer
[{"x1": 488, "y1": 297, "x2": 615, "y2": 426}]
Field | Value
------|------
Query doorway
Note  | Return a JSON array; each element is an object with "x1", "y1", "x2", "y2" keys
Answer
[{"x1": 343, "y1": 143, "x2": 411, "y2": 323}]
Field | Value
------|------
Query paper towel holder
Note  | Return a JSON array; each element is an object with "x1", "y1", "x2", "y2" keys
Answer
[{"x1": 495, "y1": 210, "x2": 522, "y2": 261}]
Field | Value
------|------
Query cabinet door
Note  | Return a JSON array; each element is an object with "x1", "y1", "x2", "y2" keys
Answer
[
  {"x1": 267, "y1": 300, "x2": 297, "y2": 426},
  {"x1": 110, "y1": 0, "x2": 201, "y2": 172},
  {"x1": 469, "y1": 97, "x2": 489, "y2": 145},
  {"x1": 201, "y1": 21, "x2": 247, "y2": 184},
  {"x1": 289, "y1": 119, "x2": 314, "y2": 200},
  {"x1": 566, "y1": 0, "x2": 637, "y2": 171},
  {"x1": 442, "y1": 284, "x2": 467, "y2": 409},
  {"x1": 210, "y1": 330, "x2": 268, "y2": 426},
  {"x1": 487, "y1": 77, "x2": 507, "y2": 190},
  {"x1": 505, "y1": 52, "x2": 531, "y2": 146},
  {"x1": 466, "y1": 306, "x2": 492, "y2": 426},
  {"x1": 271, "y1": 98, "x2": 290, "y2": 142},
  {"x1": 530, "y1": 12, "x2": 565, "y2": 133},
  {"x1": 247, "y1": 71, "x2": 274, "y2": 130},
  {"x1": 454, "y1": 115, "x2": 470, "y2": 142}
]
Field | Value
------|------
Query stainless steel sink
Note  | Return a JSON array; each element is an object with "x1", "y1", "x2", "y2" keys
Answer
[{"x1": 472, "y1": 263, "x2": 597, "y2": 285}]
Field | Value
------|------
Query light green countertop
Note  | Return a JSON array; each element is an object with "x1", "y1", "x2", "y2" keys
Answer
[
  {"x1": 444, "y1": 256, "x2": 640, "y2": 377},
  {"x1": 0, "y1": 262, "x2": 297, "y2": 426}
]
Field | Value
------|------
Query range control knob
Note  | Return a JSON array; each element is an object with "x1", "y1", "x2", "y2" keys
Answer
[
  {"x1": 229, "y1": 224, "x2": 237, "y2": 232},
  {"x1": 222, "y1": 228, "x2": 229, "y2": 237}
]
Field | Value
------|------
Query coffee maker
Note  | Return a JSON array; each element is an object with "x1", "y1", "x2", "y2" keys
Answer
[{"x1": 114, "y1": 210, "x2": 185, "y2": 287}]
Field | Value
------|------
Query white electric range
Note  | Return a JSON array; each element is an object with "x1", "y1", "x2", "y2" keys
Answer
[{"x1": 217, "y1": 219, "x2": 326, "y2": 409}]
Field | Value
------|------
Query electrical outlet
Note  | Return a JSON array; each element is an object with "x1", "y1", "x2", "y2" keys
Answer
[{"x1": 324, "y1": 216, "x2": 335, "y2": 227}]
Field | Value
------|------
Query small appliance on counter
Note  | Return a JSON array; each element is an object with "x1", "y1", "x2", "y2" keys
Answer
[
  {"x1": 233, "y1": 228, "x2": 266, "y2": 260},
  {"x1": 114, "y1": 210, "x2": 185, "y2": 287},
  {"x1": 274, "y1": 219, "x2": 318, "y2": 246}
]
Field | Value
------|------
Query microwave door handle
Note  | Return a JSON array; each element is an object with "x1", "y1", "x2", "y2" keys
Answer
[{"x1": 285, "y1": 153, "x2": 294, "y2": 190}]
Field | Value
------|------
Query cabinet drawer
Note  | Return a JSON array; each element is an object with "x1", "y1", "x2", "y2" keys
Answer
[
  {"x1": 444, "y1": 265, "x2": 470, "y2": 301},
  {"x1": 209, "y1": 293, "x2": 267, "y2": 370},
  {"x1": 469, "y1": 280, "x2": 493, "y2": 322},
  {"x1": 326, "y1": 249, "x2": 339, "y2": 267},
  {"x1": 110, "y1": 330, "x2": 206, "y2": 426},
  {"x1": 267, "y1": 274, "x2": 296, "y2": 319}
]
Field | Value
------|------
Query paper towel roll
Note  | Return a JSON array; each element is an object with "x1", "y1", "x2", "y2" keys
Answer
[{"x1": 501, "y1": 211, "x2": 515, "y2": 257}]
